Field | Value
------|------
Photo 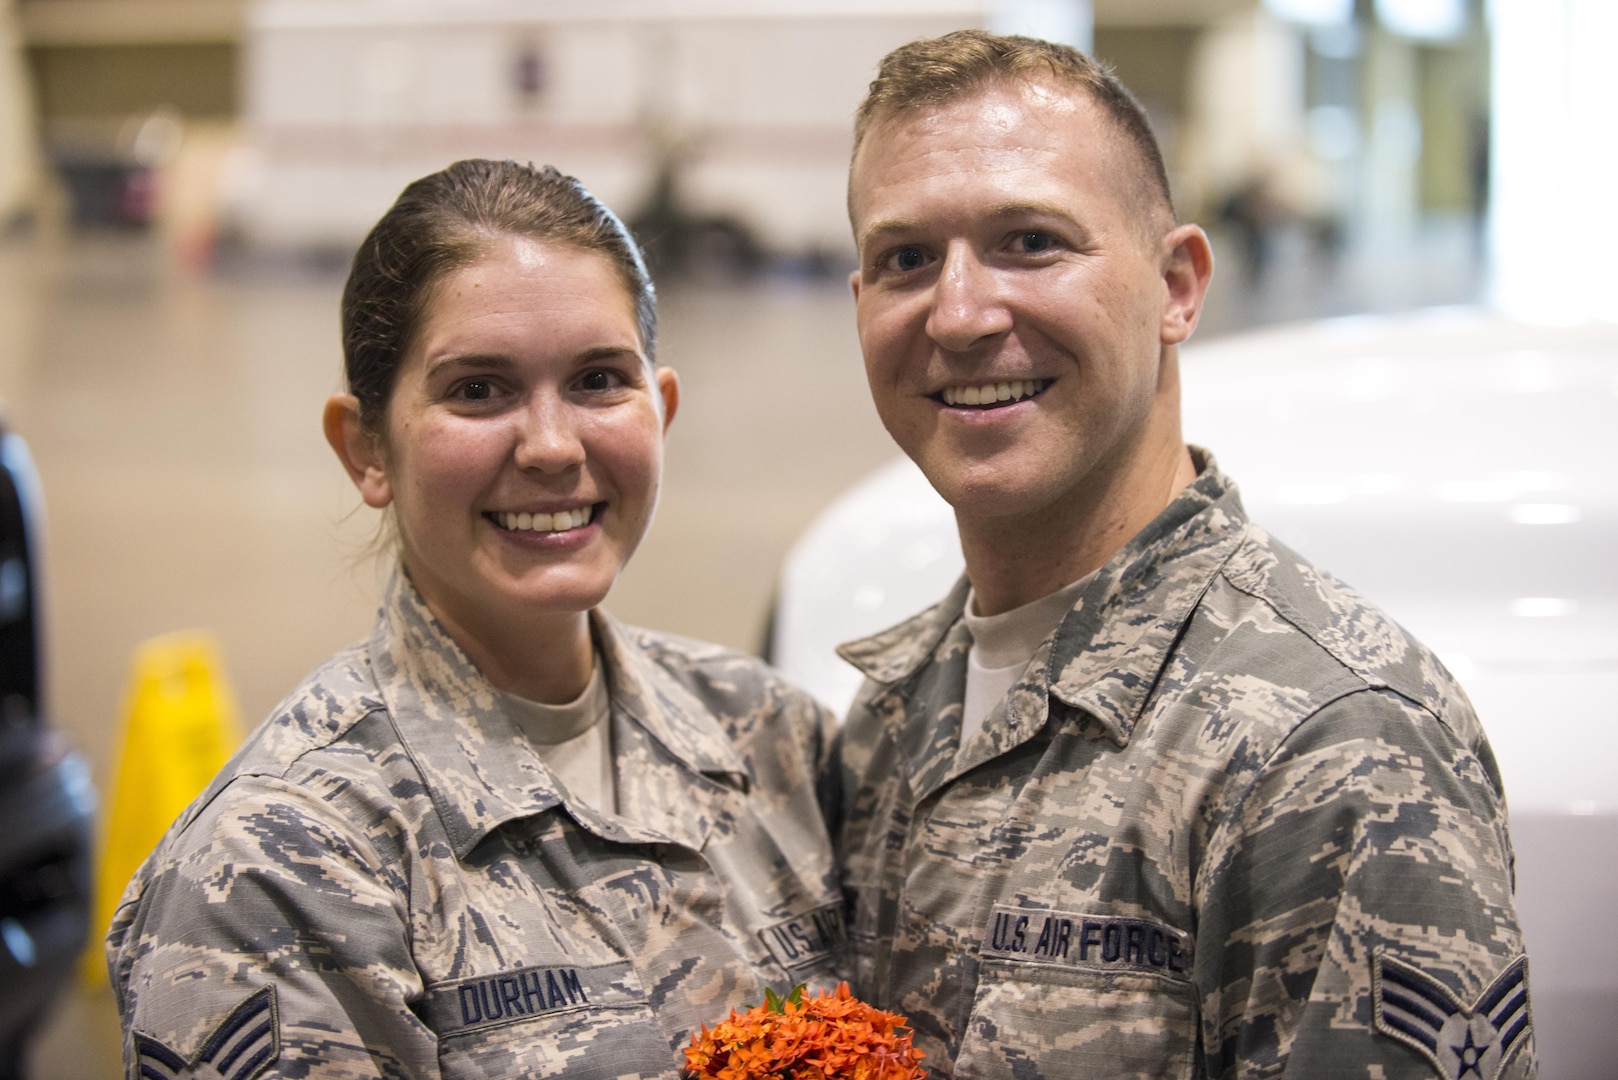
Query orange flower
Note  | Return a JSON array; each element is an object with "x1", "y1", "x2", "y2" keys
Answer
[{"x1": 683, "y1": 983, "x2": 926, "y2": 1080}]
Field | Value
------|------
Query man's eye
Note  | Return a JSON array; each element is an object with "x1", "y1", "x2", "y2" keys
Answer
[
  {"x1": 578, "y1": 370, "x2": 619, "y2": 391},
  {"x1": 458, "y1": 380, "x2": 494, "y2": 401},
  {"x1": 888, "y1": 247, "x2": 928, "y2": 272},
  {"x1": 1016, "y1": 232, "x2": 1054, "y2": 253}
]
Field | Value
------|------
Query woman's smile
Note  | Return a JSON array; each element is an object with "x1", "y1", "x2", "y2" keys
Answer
[{"x1": 487, "y1": 504, "x2": 600, "y2": 534}]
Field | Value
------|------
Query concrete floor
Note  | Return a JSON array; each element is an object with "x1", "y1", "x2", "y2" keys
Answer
[{"x1": 4, "y1": 217, "x2": 1485, "y2": 1078}]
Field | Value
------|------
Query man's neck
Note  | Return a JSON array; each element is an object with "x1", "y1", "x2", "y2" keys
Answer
[{"x1": 960, "y1": 442, "x2": 1198, "y2": 616}]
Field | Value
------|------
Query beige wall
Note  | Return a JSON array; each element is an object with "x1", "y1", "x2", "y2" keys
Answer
[
  {"x1": 1184, "y1": 7, "x2": 1306, "y2": 216},
  {"x1": 18, "y1": 0, "x2": 242, "y2": 138},
  {"x1": 0, "y1": 0, "x2": 40, "y2": 221},
  {"x1": 9, "y1": 2, "x2": 1497, "y2": 260},
  {"x1": 1091, "y1": 25, "x2": 1200, "y2": 211},
  {"x1": 28, "y1": 41, "x2": 237, "y2": 120}
]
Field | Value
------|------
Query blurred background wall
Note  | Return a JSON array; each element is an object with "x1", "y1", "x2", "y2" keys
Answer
[
  {"x1": 0, "y1": 0, "x2": 1612, "y2": 1076},
  {"x1": 8, "y1": 0, "x2": 1503, "y2": 291}
]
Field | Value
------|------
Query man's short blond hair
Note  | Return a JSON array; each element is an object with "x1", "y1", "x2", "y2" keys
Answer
[{"x1": 852, "y1": 30, "x2": 1175, "y2": 227}]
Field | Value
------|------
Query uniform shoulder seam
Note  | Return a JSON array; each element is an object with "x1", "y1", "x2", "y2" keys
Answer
[
  {"x1": 174, "y1": 643, "x2": 388, "y2": 828},
  {"x1": 1195, "y1": 681, "x2": 1420, "y2": 901},
  {"x1": 1214, "y1": 535, "x2": 1436, "y2": 708}
]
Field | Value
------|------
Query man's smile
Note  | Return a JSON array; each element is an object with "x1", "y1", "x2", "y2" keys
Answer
[{"x1": 936, "y1": 378, "x2": 1049, "y2": 408}]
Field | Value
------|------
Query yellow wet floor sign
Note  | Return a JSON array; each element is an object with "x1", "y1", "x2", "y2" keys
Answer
[{"x1": 82, "y1": 633, "x2": 241, "y2": 985}]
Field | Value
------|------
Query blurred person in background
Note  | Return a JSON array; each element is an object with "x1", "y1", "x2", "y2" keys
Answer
[
  {"x1": 829, "y1": 30, "x2": 1533, "y2": 1080},
  {"x1": 107, "y1": 159, "x2": 844, "y2": 1079}
]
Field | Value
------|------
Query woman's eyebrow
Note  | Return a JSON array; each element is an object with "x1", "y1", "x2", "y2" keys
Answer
[
  {"x1": 425, "y1": 346, "x2": 644, "y2": 378},
  {"x1": 424, "y1": 353, "x2": 516, "y2": 378}
]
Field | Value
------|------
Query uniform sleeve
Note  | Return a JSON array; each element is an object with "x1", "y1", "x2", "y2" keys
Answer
[
  {"x1": 791, "y1": 683, "x2": 839, "y2": 783},
  {"x1": 1195, "y1": 689, "x2": 1535, "y2": 1079},
  {"x1": 816, "y1": 724, "x2": 846, "y2": 847},
  {"x1": 108, "y1": 775, "x2": 436, "y2": 1080}
]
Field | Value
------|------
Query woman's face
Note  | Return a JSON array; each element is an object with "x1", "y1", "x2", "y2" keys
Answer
[{"x1": 339, "y1": 234, "x2": 677, "y2": 648}]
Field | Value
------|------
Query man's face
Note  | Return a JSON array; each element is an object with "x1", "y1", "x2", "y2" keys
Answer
[{"x1": 849, "y1": 78, "x2": 1201, "y2": 536}]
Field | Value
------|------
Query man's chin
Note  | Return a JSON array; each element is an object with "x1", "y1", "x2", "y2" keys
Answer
[{"x1": 927, "y1": 472, "x2": 1061, "y2": 531}]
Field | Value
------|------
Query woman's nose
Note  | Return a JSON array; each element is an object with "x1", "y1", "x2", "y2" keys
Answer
[{"x1": 512, "y1": 397, "x2": 586, "y2": 473}]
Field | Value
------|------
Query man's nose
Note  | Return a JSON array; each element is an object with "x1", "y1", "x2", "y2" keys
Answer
[
  {"x1": 925, "y1": 242, "x2": 1012, "y2": 352},
  {"x1": 512, "y1": 396, "x2": 586, "y2": 474}
]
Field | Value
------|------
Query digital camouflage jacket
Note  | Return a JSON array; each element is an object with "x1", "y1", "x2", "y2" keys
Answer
[
  {"x1": 110, "y1": 571, "x2": 845, "y2": 1079},
  {"x1": 830, "y1": 455, "x2": 1533, "y2": 1080}
]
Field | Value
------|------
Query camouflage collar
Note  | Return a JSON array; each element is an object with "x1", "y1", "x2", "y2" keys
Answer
[
  {"x1": 589, "y1": 606, "x2": 752, "y2": 789},
  {"x1": 836, "y1": 575, "x2": 973, "y2": 688},
  {"x1": 838, "y1": 450, "x2": 1248, "y2": 748},
  {"x1": 370, "y1": 570, "x2": 748, "y2": 858}
]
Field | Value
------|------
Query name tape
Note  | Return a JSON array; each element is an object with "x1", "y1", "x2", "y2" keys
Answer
[
  {"x1": 426, "y1": 960, "x2": 645, "y2": 1038},
  {"x1": 980, "y1": 905, "x2": 1193, "y2": 980}
]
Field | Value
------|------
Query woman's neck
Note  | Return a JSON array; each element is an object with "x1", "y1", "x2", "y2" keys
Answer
[
  {"x1": 424, "y1": 594, "x2": 596, "y2": 705},
  {"x1": 473, "y1": 619, "x2": 595, "y2": 704}
]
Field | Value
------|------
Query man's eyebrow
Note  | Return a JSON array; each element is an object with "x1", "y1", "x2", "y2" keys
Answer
[
  {"x1": 857, "y1": 217, "x2": 924, "y2": 251},
  {"x1": 858, "y1": 202, "x2": 1087, "y2": 250},
  {"x1": 983, "y1": 200, "x2": 1081, "y2": 223}
]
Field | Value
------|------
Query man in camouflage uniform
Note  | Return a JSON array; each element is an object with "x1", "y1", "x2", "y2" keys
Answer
[
  {"x1": 830, "y1": 30, "x2": 1532, "y2": 1079},
  {"x1": 109, "y1": 570, "x2": 846, "y2": 1079}
]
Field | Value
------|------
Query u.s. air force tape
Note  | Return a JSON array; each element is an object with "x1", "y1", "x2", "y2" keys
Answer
[
  {"x1": 980, "y1": 904, "x2": 1193, "y2": 979},
  {"x1": 425, "y1": 960, "x2": 647, "y2": 1038},
  {"x1": 757, "y1": 901, "x2": 847, "y2": 970}
]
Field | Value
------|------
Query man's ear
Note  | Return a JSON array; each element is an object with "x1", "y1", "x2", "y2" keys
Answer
[
  {"x1": 323, "y1": 394, "x2": 392, "y2": 509},
  {"x1": 1159, "y1": 224, "x2": 1214, "y2": 346},
  {"x1": 848, "y1": 268, "x2": 862, "y2": 303},
  {"x1": 654, "y1": 366, "x2": 680, "y2": 432}
]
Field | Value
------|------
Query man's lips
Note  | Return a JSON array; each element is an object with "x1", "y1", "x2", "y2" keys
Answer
[{"x1": 935, "y1": 378, "x2": 1049, "y2": 408}]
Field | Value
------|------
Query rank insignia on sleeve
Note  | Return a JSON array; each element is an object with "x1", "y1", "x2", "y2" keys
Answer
[
  {"x1": 132, "y1": 985, "x2": 280, "y2": 1080},
  {"x1": 1372, "y1": 951, "x2": 1531, "y2": 1080}
]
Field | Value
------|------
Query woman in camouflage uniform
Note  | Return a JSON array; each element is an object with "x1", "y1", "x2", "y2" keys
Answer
[{"x1": 108, "y1": 160, "x2": 845, "y2": 1080}]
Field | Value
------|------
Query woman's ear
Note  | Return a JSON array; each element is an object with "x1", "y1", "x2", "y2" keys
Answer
[
  {"x1": 323, "y1": 394, "x2": 393, "y2": 508},
  {"x1": 655, "y1": 366, "x2": 680, "y2": 432}
]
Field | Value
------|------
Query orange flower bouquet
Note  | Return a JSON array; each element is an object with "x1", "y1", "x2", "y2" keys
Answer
[{"x1": 683, "y1": 982, "x2": 926, "y2": 1080}]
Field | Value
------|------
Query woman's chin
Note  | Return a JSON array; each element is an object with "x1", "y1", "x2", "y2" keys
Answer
[{"x1": 499, "y1": 573, "x2": 617, "y2": 620}]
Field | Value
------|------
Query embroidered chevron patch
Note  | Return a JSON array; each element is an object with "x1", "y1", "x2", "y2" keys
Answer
[
  {"x1": 1373, "y1": 951, "x2": 1531, "y2": 1080},
  {"x1": 132, "y1": 985, "x2": 280, "y2": 1080}
]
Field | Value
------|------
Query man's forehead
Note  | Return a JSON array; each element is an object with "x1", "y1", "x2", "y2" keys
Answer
[
  {"x1": 929, "y1": 76, "x2": 1084, "y2": 132},
  {"x1": 862, "y1": 74, "x2": 1094, "y2": 150},
  {"x1": 849, "y1": 77, "x2": 1126, "y2": 220},
  {"x1": 849, "y1": 72, "x2": 1172, "y2": 243}
]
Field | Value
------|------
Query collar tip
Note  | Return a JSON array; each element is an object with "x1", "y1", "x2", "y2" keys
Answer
[{"x1": 703, "y1": 768, "x2": 751, "y2": 794}]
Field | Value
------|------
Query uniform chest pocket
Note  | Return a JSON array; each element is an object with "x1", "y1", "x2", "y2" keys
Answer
[
  {"x1": 428, "y1": 960, "x2": 677, "y2": 1080},
  {"x1": 957, "y1": 961, "x2": 1198, "y2": 1080},
  {"x1": 956, "y1": 907, "x2": 1199, "y2": 1080}
]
